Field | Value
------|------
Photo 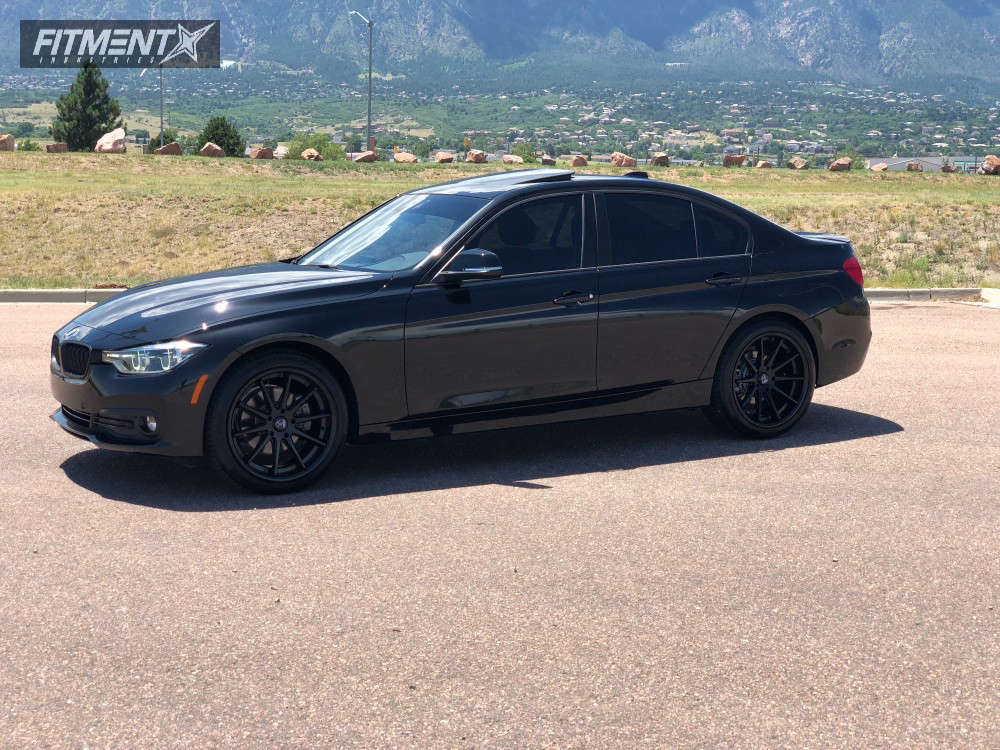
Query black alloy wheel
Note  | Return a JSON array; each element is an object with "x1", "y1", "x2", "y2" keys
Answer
[
  {"x1": 706, "y1": 321, "x2": 815, "y2": 438},
  {"x1": 206, "y1": 351, "x2": 348, "y2": 492}
]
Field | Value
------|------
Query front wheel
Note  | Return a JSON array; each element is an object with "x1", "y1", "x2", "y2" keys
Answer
[
  {"x1": 205, "y1": 351, "x2": 348, "y2": 493},
  {"x1": 705, "y1": 321, "x2": 816, "y2": 438}
]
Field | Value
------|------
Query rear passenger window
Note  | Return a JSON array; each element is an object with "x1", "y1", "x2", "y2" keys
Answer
[
  {"x1": 604, "y1": 193, "x2": 697, "y2": 264},
  {"x1": 695, "y1": 205, "x2": 749, "y2": 257}
]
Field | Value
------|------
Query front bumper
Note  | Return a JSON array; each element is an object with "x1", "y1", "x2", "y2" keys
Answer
[{"x1": 50, "y1": 363, "x2": 211, "y2": 457}]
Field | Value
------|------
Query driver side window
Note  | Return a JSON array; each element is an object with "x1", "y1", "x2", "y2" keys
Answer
[{"x1": 467, "y1": 195, "x2": 583, "y2": 276}]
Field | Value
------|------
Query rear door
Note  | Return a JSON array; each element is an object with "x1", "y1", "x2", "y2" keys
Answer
[
  {"x1": 596, "y1": 191, "x2": 750, "y2": 390},
  {"x1": 404, "y1": 192, "x2": 599, "y2": 416}
]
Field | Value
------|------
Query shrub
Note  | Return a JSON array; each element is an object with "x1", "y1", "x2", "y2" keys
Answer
[
  {"x1": 18, "y1": 138, "x2": 42, "y2": 152},
  {"x1": 148, "y1": 128, "x2": 180, "y2": 150},
  {"x1": 286, "y1": 132, "x2": 346, "y2": 161},
  {"x1": 196, "y1": 117, "x2": 245, "y2": 157},
  {"x1": 512, "y1": 142, "x2": 538, "y2": 163}
]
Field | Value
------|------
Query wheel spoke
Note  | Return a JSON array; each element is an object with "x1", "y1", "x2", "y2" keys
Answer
[
  {"x1": 286, "y1": 438, "x2": 306, "y2": 469},
  {"x1": 294, "y1": 412, "x2": 330, "y2": 424},
  {"x1": 768, "y1": 339, "x2": 785, "y2": 368},
  {"x1": 767, "y1": 391, "x2": 782, "y2": 420},
  {"x1": 772, "y1": 354, "x2": 800, "y2": 373},
  {"x1": 242, "y1": 405, "x2": 269, "y2": 421},
  {"x1": 258, "y1": 380, "x2": 277, "y2": 412},
  {"x1": 773, "y1": 385, "x2": 798, "y2": 404},
  {"x1": 741, "y1": 352, "x2": 759, "y2": 373},
  {"x1": 271, "y1": 436, "x2": 281, "y2": 475},
  {"x1": 290, "y1": 427, "x2": 326, "y2": 447},
  {"x1": 775, "y1": 376, "x2": 805, "y2": 383},
  {"x1": 246, "y1": 436, "x2": 269, "y2": 464},
  {"x1": 289, "y1": 385, "x2": 318, "y2": 414},
  {"x1": 282, "y1": 373, "x2": 293, "y2": 409},
  {"x1": 234, "y1": 425, "x2": 268, "y2": 439}
]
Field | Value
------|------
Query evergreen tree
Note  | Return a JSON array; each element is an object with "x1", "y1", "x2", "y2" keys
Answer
[
  {"x1": 196, "y1": 117, "x2": 246, "y2": 157},
  {"x1": 51, "y1": 61, "x2": 124, "y2": 151}
]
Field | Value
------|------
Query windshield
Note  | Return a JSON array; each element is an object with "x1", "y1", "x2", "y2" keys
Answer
[{"x1": 298, "y1": 193, "x2": 488, "y2": 272}]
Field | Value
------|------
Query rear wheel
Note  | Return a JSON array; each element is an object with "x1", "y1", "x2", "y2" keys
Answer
[
  {"x1": 705, "y1": 321, "x2": 815, "y2": 438},
  {"x1": 205, "y1": 351, "x2": 348, "y2": 493}
]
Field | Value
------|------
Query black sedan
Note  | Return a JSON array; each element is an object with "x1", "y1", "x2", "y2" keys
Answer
[{"x1": 51, "y1": 169, "x2": 871, "y2": 492}]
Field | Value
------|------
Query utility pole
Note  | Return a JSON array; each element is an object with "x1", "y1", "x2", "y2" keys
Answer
[
  {"x1": 159, "y1": 65, "x2": 164, "y2": 147},
  {"x1": 350, "y1": 10, "x2": 374, "y2": 152}
]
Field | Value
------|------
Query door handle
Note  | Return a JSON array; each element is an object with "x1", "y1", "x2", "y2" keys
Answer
[
  {"x1": 705, "y1": 273, "x2": 744, "y2": 287},
  {"x1": 553, "y1": 291, "x2": 595, "y2": 306}
]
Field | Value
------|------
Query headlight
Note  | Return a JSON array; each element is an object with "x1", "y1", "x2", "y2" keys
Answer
[{"x1": 102, "y1": 340, "x2": 207, "y2": 375}]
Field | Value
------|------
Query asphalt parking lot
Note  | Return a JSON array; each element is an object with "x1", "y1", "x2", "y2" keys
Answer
[{"x1": 2, "y1": 301, "x2": 998, "y2": 747}]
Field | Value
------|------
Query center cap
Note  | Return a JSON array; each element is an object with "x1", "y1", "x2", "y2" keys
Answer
[
  {"x1": 759, "y1": 373, "x2": 770, "y2": 385},
  {"x1": 273, "y1": 417, "x2": 288, "y2": 431}
]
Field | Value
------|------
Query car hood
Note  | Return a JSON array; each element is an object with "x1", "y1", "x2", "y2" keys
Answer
[{"x1": 68, "y1": 262, "x2": 388, "y2": 340}]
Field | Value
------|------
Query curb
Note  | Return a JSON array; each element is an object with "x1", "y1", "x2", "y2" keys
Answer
[
  {"x1": 865, "y1": 287, "x2": 981, "y2": 302},
  {"x1": 0, "y1": 288, "x2": 122, "y2": 303}
]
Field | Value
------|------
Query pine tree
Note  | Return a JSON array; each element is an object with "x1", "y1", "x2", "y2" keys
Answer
[
  {"x1": 196, "y1": 117, "x2": 246, "y2": 157},
  {"x1": 51, "y1": 61, "x2": 124, "y2": 151}
]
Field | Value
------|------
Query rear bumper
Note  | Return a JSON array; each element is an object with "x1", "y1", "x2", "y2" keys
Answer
[{"x1": 811, "y1": 295, "x2": 872, "y2": 387}]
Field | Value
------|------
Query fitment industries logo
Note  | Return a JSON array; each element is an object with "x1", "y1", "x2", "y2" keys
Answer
[{"x1": 20, "y1": 20, "x2": 220, "y2": 68}]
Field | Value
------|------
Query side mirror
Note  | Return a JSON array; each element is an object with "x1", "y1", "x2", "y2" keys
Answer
[{"x1": 436, "y1": 249, "x2": 503, "y2": 285}]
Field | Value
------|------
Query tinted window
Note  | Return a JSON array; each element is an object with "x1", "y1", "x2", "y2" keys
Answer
[
  {"x1": 604, "y1": 193, "x2": 697, "y2": 264},
  {"x1": 695, "y1": 205, "x2": 749, "y2": 257},
  {"x1": 467, "y1": 195, "x2": 582, "y2": 276}
]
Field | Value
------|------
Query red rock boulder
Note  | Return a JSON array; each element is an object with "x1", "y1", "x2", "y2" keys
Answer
[
  {"x1": 301, "y1": 148, "x2": 323, "y2": 161},
  {"x1": 611, "y1": 151, "x2": 637, "y2": 168},
  {"x1": 0, "y1": 134, "x2": 14, "y2": 151},
  {"x1": 250, "y1": 147, "x2": 274, "y2": 159},
  {"x1": 353, "y1": 150, "x2": 377, "y2": 163},
  {"x1": 200, "y1": 141, "x2": 224, "y2": 157},
  {"x1": 540, "y1": 155, "x2": 556, "y2": 166},
  {"x1": 94, "y1": 128, "x2": 126, "y2": 153},
  {"x1": 828, "y1": 157, "x2": 852, "y2": 172},
  {"x1": 154, "y1": 141, "x2": 183, "y2": 156},
  {"x1": 982, "y1": 155, "x2": 1000, "y2": 175},
  {"x1": 788, "y1": 157, "x2": 809, "y2": 170},
  {"x1": 394, "y1": 151, "x2": 418, "y2": 164},
  {"x1": 723, "y1": 154, "x2": 746, "y2": 167},
  {"x1": 569, "y1": 155, "x2": 588, "y2": 167},
  {"x1": 755, "y1": 160, "x2": 774, "y2": 168},
  {"x1": 870, "y1": 162, "x2": 888, "y2": 172},
  {"x1": 434, "y1": 152, "x2": 454, "y2": 163},
  {"x1": 46, "y1": 142, "x2": 68, "y2": 153},
  {"x1": 465, "y1": 149, "x2": 487, "y2": 163},
  {"x1": 502, "y1": 154, "x2": 524, "y2": 165},
  {"x1": 650, "y1": 152, "x2": 670, "y2": 167}
]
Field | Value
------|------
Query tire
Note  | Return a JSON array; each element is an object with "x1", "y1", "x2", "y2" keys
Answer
[
  {"x1": 705, "y1": 320, "x2": 816, "y2": 438},
  {"x1": 204, "y1": 350, "x2": 348, "y2": 493}
]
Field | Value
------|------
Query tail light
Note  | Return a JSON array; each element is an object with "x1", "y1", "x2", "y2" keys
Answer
[{"x1": 843, "y1": 257, "x2": 864, "y2": 287}]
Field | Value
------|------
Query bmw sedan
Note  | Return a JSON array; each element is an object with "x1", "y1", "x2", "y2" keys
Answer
[{"x1": 51, "y1": 168, "x2": 871, "y2": 492}]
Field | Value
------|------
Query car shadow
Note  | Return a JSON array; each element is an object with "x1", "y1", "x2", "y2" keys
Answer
[{"x1": 60, "y1": 404, "x2": 902, "y2": 512}]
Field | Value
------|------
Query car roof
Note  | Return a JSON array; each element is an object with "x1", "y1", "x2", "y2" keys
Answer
[{"x1": 413, "y1": 167, "x2": 729, "y2": 204}]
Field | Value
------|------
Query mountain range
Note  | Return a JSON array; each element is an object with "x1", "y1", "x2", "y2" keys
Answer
[{"x1": 3, "y1": 1, "x2": 1000, "y2": 88}]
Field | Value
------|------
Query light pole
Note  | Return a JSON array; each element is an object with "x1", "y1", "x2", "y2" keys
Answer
[{"x1": 350, "y1": 9, "x2": 374, "y2": 152}]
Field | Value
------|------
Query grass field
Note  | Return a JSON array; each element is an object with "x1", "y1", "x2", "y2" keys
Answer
[{"x1": 1, "y1": 151, "x2": 998, "y2": 289}]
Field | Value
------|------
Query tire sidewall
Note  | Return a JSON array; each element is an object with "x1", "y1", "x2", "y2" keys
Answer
[{"x1": 205, "y1": 351, "x2": 348, "y2": 493}]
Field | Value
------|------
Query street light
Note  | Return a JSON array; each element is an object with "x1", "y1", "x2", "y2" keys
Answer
[{"x1": 349, "y1": 9, "x2": 374, "y2": 152}]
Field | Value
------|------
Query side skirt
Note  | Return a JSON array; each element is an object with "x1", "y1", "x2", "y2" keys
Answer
[{"x1": 355, "y1": 379, "x2": 713, "y2": 442}]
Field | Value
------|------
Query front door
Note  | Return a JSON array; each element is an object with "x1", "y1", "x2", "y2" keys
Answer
[
  {"x1": 596, "y1": 192, "x2": 750, "y2": 391},
  {"x1": 405, "y1": 193, "x2": 598, "y2": 416}
]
